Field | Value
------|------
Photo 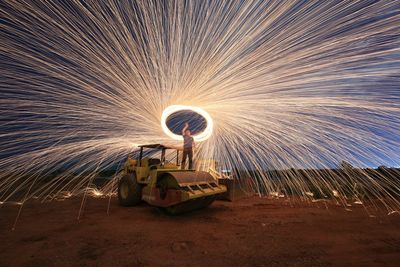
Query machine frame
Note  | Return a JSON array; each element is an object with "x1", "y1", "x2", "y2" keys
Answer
[{"x1": 118, "y1": 144, "x2": 227, "y2": 214}]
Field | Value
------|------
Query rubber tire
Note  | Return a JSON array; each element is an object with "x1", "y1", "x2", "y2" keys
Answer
[{"x1": 118, "y1": 173, "x2": 142, "y2": 206}]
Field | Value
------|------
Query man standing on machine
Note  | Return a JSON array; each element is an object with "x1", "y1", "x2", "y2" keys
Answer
[{"x1": 181, "y1": 122, "x2": 195, "y2": 169}]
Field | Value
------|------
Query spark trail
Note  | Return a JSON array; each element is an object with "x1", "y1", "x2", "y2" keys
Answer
[{"x1": 0, "y1": 1, "x2": 399, "y2": 212}]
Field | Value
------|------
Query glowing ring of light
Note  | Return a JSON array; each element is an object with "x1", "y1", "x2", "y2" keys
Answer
[{"x1": 161, "y1": 105, "x2": 213, "y2": 142}]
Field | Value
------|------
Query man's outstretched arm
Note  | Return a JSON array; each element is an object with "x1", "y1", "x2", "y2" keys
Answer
[{"x1": 182, "y1": 122, "x2": 189, "y2": 135}]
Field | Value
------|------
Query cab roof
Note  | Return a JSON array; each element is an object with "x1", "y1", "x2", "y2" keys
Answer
[{"x1": 137, "y1": 144, "x2": 176, "y2": 149}]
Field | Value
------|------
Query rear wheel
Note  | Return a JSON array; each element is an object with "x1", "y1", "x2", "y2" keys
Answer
[{"x1": 118, "y1": 173, "x2": 142, "y2": 206}]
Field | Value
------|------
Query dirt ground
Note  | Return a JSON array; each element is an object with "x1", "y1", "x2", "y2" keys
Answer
[{"x1": 0, "y1": 196, "x2": 399, "y2": 267}]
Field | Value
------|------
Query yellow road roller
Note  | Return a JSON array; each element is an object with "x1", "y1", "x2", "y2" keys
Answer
[{"x1": 118, "y1": 144, "x2": 227, "y2": 214}]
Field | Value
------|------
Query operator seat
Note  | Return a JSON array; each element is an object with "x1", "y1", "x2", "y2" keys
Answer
[{"x1": 148, "y1": 158, "x2": 161, "y2": 169}]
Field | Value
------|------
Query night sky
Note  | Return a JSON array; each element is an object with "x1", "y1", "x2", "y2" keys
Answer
[{"x1": 1, "y1": 0, "x2": 399, "y2": 169}]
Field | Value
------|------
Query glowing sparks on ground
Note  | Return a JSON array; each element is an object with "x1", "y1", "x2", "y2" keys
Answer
[{"x1": 0, "y1": 1, "x2": 399, "y2": 213}]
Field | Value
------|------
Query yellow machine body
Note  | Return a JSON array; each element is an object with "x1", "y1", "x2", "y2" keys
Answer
[{"x1": 118, "y1": 144, "x2": 226, "y2": 214}]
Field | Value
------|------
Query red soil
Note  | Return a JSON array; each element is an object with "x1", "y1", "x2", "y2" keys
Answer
[{"x1": 0, "y1": 197, "x2": 399, "y2": 266}]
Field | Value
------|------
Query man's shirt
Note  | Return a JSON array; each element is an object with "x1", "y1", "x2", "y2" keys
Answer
[{"x1": 183, "y1": 135, "x2": 194, "y2": 149}]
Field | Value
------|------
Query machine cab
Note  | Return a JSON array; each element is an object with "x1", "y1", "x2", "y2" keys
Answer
[{"x1": 128, "y1": 144, "x2": 181, "y2": 183}]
